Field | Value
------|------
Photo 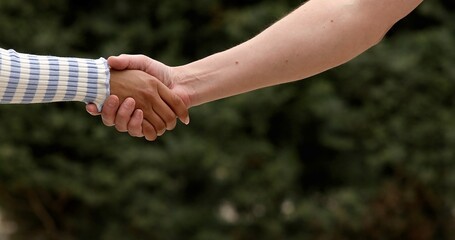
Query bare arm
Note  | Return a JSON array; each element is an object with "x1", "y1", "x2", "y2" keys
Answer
[
  {"x1": 91, "y1": 0, "x2": 423, "y2": 140},
  {"x1": 175, "y1": 0, "x2": 423, "y2": 107}
]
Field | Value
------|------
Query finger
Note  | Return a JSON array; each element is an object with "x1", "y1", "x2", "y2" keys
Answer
[
  {"x1": 107, "y1": 55, "x2": 129, "y2": 71},
  {"x1": 108, "y1": 54, "x2": 154, "y2": 72},
  {"x1": 143, "y1": 108, "x2": 167, "y2": 136},
  {"x1": 86, "y1": 103, "x2": 101, "y2": 116},
  {"x1": 108, "y1": 55, "x2": 170, "y2": 85},
  {"x1": 128, "y1": 109, "x2": 145, "y2": 137},
  {"x1": 101, "y1": 95, "x2": 120, "y2": 127},
  {"x1": 157, "y1": 84, "x2": 190, "y2": 125},
  {"x1": 114, "y1": 98, "x2": 136, "y2": 132},
  {"x1": 142, "y1": 120, "x2": 158, "y2": 141},
  {"x1": 147, "y1": 94, "x2": 178, "y2": 131}
]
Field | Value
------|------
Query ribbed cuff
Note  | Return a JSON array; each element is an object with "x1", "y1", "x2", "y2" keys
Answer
[{"x1": 0, "y1": 48, "x2": 110, "y2": 111}]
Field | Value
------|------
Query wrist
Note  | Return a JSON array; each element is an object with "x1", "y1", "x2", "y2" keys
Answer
[
  {"x1": 172, "y1": 52, "x2": 236, "y2": 108},
  {"x1": 171, "y1": 65, "x2": 199, "y2": 108}
]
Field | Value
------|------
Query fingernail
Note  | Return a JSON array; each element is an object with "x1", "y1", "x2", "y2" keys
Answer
[{"x1": 183, "y1": 117, "x2": 190, "y2": 125}]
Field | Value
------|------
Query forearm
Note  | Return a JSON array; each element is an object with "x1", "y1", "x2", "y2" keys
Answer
[
  {"x1": 176, "y1": 0, "x2": 423, "y2": 107},
  {"x1": 0, "y1": 48, "x2": 110, "y2": 110}
]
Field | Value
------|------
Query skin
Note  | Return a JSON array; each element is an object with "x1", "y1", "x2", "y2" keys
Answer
[
  {"x1": 87, "y1": 0, "x2": 424, "y2": 140},
  {"x1": 87, "y1": 70, "x2": 189, "y2": 141}
]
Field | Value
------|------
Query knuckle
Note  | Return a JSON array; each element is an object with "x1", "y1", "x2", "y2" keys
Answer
[
  {"x1": 129, "y1": 131, "x2": 143, "y2": 138},
  {"x1": 127, "y1": 127, "x2": 141, "y2": 137},
  {"x1": 166, "y1": 120, "x2": 177, "y2": 131},
  {"x1": 101, "y1": 118, "x2": 114, "y2": 127},
  {"x1": 143, "y1": 122, "x2": 157, "y2": 141},
  {"x1": 127, "y1": 117, "x2": 141, "y2": 128},
  {"x1": 115, "y1": 126, "x2": 128, "y2": 133},
  {"x1": 155, "y1": 125, "x2": 166, "y2": 135},
  {"x1": 163, "y1": 113, "x2": 176, "y2": 124},
  {"x1": 157, "y1": 129, "x2": 166, "y2": 137},
  {"x1": 145, "y1": 133, "x2": 157, "y2": 141},
  {"x1": 172, "y1": 95, "x2": 183, "y2": 106},
  {"x1": 117, "y1": 109, "x2": 129, "y2": 117}
]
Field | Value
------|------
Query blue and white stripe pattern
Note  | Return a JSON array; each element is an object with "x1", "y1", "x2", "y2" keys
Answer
[{"x1": 0, "y1": 48, "x2": 110, "y2": 111}]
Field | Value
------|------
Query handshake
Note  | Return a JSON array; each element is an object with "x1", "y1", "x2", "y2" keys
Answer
[
  {"x1": 86, "y1": 55, "x2": 192, "y2": 141},
  {"x1": 2, "y1": 0, "x2": 422, "y2": 141}
]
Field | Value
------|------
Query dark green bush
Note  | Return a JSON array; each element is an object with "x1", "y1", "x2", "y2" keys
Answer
[{"x1": 0, "y1": 0, "x2": 454, "y2": 239}]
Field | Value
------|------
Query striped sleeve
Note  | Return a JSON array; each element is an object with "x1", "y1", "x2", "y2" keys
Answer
[{"x1": 0, "y1": 48, "x2": 110, "y2": 111}]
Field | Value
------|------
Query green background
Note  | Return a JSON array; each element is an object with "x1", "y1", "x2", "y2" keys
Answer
[{"x1": 0, "y1": 0, "x2": 454, "y2": 239}]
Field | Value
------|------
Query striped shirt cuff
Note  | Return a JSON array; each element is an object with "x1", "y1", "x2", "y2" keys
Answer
[{"x1": 0, "y1": 48, "x2": 110, "y2": 111}]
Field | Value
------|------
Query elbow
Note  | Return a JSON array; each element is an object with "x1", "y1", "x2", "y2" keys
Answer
[
  {"x1": 370, "y1": 24, "x2": 392, "y2": 47},
  {"x1": 352, "y1": 8, "x2": 397, "y2": 49},
  {"x1": 354, "y1": 0, "x2": 423, "y2": 46}
]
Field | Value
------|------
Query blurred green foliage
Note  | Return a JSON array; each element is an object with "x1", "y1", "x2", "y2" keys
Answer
[{"x1": 0, "y1": 0, "x2": 455, "y2": 239}]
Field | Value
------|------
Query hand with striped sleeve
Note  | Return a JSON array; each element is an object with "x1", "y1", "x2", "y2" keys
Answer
[
  {"x1": 87, "y1": 55, "x2": 192, "y2": 141},
  {"x1": 0, "y1": 48, "x2": 109, "y2": 110},
  {"x1": 0, "y1": 48, "x2": 189, "y2": 141}
]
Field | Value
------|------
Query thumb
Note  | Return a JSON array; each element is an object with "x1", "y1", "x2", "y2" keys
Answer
[
  {"x1": 86, "y1": 103, "x2": 101, "y2": 116},
  {"x1": 107, "y1": 55, "x2": 129, "y2": 70},
  {"x1": 108, "y1": 54, "x2": 154, "y2": 72}
]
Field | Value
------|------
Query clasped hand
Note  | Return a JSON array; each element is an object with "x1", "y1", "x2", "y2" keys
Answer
[{"x1": 86, "y1": 55, "x2": 190, "y2": 141}]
